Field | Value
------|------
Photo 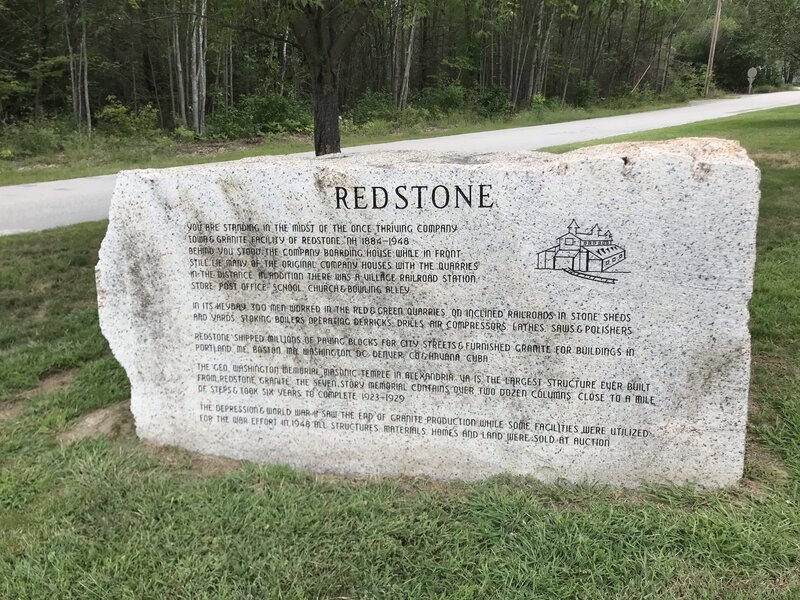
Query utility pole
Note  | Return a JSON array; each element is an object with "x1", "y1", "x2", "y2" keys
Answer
[{"x1": 704, "y1": 0, "x2": 723, "y2": 97}]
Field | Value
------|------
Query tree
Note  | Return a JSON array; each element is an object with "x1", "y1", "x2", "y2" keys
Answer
[
  {"x1": 3, "y1": 0, "x2": 794, "y2": 141},
  {"x1": 190, "y1": 0, "x2": 208, "y2": 134},
  {"x1": 63, "y1": 0, "x2": 91, "y2": 132},
  {"x1": 289, "y1": 0, "x2": 371, "y2": 155}
]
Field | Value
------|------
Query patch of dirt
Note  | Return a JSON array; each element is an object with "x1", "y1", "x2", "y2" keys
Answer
[
  {"x1": 31, "y1": 302, "x2": 49, "y2": 320},
  {"x1": 742, "y1": 394, "x2": 789, "y2": 493},
  {"x1": 20, "y1": 367, "x2": 81, "y2": 400},
  {"x1": 0, "y1": 401, "x2": 24, "y2": 423},
  {"x1": 16, "y1": 163, "x2": 61, "y2": 171},
  {"x1": 176, "y1": 137, "x2": 265, "y2": 157},
  {"x1": 751, "y1": 151, "x2": 800, "y2": 168},
  {"x1": 771, "y1": 571, "x2": 800, "y2": 591},
  {"x1": 744, "y1": 439, "x2": 790, "y2": 484},
  {"x1": 142, "y1": 442, "x2": 244, "y2": 477},
  {"x1": 57, "y1": 399, "x2": 242, "y2": 476},
  {"x1": 69, "y1": 299, "x2": 99, "y2": 312},
  {"x1": 752, "y1": 352, "x2": 788, "y2": 371},
  {"x1": 59, "y1": 399, "x2": 134, "y2": 444}
]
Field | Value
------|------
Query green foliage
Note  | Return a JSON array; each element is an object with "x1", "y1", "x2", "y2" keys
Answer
[
  {"x1": 753, "y1": 83, "x2": 794, "y2": 94},
  {"x1": 675, "y1": 3, "x2": 792, "y2": 93},
  {"x1": 205, "y1": 92, "x2": 312, "y2": 138},
  {"x1": 476, "y1": 86, "x2": 510, "y2": 117},
  {"x1": 396, "y1": 106, "x2": 431, "y2": 128},
  {"x1": 0, "y1": 69, "x2": 28, "y2": 106},
  {"x1": 0, "y1": 116, "x2": 178, "y2": 179},
  {"x1": 0, "y1": 120, "x2": 64, "y2": 157},
  {"x1": 96, "y1": 96, "x2": 160, "y2": 138},
  {"x1": 0, "y1": 100, "x2": 708, "y2": 185},
  {"x1": 415, "y1": 82, "x2": 467, "y2": 115},
  {"x1": 0, "y1": 0, "x2": 797, "y2": 154},
  {"x1": 343, "y1": 90, "x2": 398, "y2": 125},
  {"x1": 172, "y1": 126, "x2": 197, "y2": 141},
  {"x1": 530, "y1": 93, "x2": 546, "y2": 118},
  {"x1": 575, "y1": 79, "x2": 599, "y2": 107},
  {"x1": 662, "y1": 62, "x2": 708, "y2": 102},
  {"x1": 440, "y1": 55, "x2": 476, "y2": 79},
  {"x1": 603, "y1": 85, "x2": 657, "y2": 109}
]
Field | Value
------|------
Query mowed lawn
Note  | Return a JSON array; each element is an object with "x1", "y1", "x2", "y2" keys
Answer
[{"x1": 1, "y1": 107, "x2": 799, "y2": 599}]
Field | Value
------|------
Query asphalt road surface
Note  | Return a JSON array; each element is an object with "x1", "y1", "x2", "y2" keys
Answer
[{"x1": 2, "y1": 90, "x2": 799, "y2": 235}]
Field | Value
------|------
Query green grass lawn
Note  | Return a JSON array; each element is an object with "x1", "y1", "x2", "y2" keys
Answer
[
  {"x1": 1, "y1": 107, "x2": 799, "y2": 599},
  {"x1": 0, "y1": 101, "x2": 690, "y2": 187}
]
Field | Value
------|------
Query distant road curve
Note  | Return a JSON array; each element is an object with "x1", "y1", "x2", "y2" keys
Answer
[{"x1": 2, "y1": 90, "x2": 799, "y2": 235}]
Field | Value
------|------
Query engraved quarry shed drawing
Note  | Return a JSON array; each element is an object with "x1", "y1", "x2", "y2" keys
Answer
[{"x1": 536, "y1": 219, "x2": 627, "y2": 277}]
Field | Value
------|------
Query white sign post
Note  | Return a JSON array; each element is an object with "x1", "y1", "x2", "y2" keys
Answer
[{"x1": 747, "y1": 67, "x2": 758, "y2": 94}]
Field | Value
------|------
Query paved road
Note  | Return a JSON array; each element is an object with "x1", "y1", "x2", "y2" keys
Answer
[{"x1": 2, "y1": 90, "x2": 799, "y2": 235}]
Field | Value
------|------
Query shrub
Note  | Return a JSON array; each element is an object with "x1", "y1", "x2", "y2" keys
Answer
[
  {"x1": 172, "y1": 125, "x2": 196, "y2": 141},
  {"x1": 415, "y1": 83, "x2": 466, "y2": 115},
  {"x1": 475, "y1": 86, "x2": 510, "y2": 117},
  {"x1": 753, "y1": 83, "x2": 792, "y2": 94},
  {"x1": 662, "y1": 62, "x2": 706, "y2": 102},
  {"x1": 530, "y1": 93, "x2": 546, "y2": 118},
  {"x1": 605, "y1": 85, "x2": 656, "y2": 109},
  {"x1": 206, "y1": 92, "x2": 312, "y2": 138},
  {"x1": 396, "y1": 106, "x2": 431, "y2": 129},
  {"x1": 344, "y1": 91, "x2": 398, "y2": 126},
  {"x1": 96, "y1": 96, "x2": 160, "y2": 137},
  {"x1": 575, "y1": 79, "x2": 599, "y2": 107},
  {"x1": 354, "y1": 119, "x2": 395, "y2": 137},
  {"x1": 0, "y1": 120, "x2": 62, "y2": 157}
]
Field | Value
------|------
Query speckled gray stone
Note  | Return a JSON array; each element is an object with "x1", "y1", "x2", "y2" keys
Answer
[{"x1": 96, "y1": 138, "x2": 759, "y2": 487}]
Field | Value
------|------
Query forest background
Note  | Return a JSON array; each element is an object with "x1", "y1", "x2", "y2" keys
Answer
[{"x1": 0, "y1": 0, "x2": 797, "y2": 165}]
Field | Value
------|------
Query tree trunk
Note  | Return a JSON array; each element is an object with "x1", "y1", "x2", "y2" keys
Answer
[
  {"x1": 588, "y1": 5, "x2": 613, "y2": 83},
  {"x1": 609, "y1": 2, "x2": 629, "y2": 90},
  {"x1": 536, "y1": 10, "x2": 554, "y2": 96},
  {"x1": 173, "y1": 7, "x2": 187, "y2": 126},
  {"x1": 199, "y1": 0, "x2": 207, "y2": 129},
  {"x1": 310, "y1": 63, "x2": 341, "y2": 155},
  {"x1": 190, "y1": 0, "x2": 199, "y2": 133},
  {"x1": 34, "y1": 0, "x2": 49, "y2": 120},
  {"x1": 65, "y1": 18, "x2": 80, "y2": 128},
  {"x1": 167, "y1": 42, "x2": 177, "y2": 126},
  {"x1": 525, "y1": 1, "x2": 544, "y2": 105},
  {"x1": 228, "y1": 36, "x2": 234, "y2": 106},
  {"x1": 189, "y1": 0, "x2": 206, "y2": 135},
  {"x1": 80, "y1": 0, "x2": 91, "y2": 134},
  {"x1": 627, "y1": 0, "x2": 647, "y2": 83},
  {"x1": 660, "y1": 33, "x2": 673, "y2": 92},
  {"x1": 290, "y1": 1, "x2": 371, "y2": 156},
  {"x1": 391, "y1": 0, "x2": 403, "y2": 106},
  {"x1": 214, "y1": 46, "x2": 222, "y2": 115},
  {"x1": 279, "y1": 27, "x2": 289, "y2": 96},
  {"x1": 561, "y1": 13, "x2": 586, "y2": 104},
  {"x1": 399, "y1": 7, "x2": 418, "y2": 110},
  {"x1": 131, "y1": 61, "x2": 138, "y2": 112},
  {"x1": 419, "y1": 13, "x2": 429, "y2": 88},
  {"x1": 704, "y1": 0, "x2": 722, "y2": 97},
  {"x1": 142, "y1": 5, "x2": 162, "y2": 123}
]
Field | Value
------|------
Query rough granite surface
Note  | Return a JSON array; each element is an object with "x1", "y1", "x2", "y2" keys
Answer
[{"x1": 96, "y1": 138, "x2": 759, "y2": 487}]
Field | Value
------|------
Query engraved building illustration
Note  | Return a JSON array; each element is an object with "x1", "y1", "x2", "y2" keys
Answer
[{"x1": 536, "y1": 219, "x2": 626, "y2": 273}]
